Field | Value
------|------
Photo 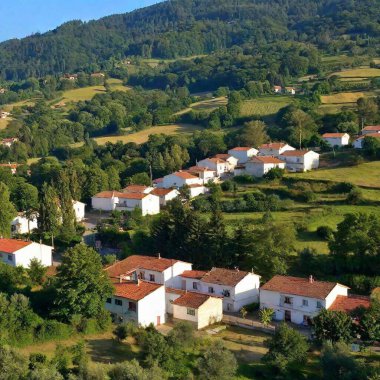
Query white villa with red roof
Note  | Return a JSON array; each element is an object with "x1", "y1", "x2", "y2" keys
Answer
[
  {"x1": 361, "y1": 125, "x2": 380, "y2": 135},
  {"x1": 150, "y1": 188, "x2": 180, "y2": 206},
  {"x1": 322, "y1": 133, "x2": 350, "y2": 147},
  {"x1": 228, "y1": 147, "x2": 259, "y2": 164},
  {"x1": 354, "y1": 133, "x2": 380, "y2": 149},
  {"x1": 214, "y1": 154, "x2": 239, "y2": 170},
  {"x1": 91, "y1": 191, "x2": 160, "y2": 215},
  {"x1": 260, "y1": 275, "x2": 370, "y2": 325},
  {"x1": 258, "y1": 142, "x2": 295, "y2": 157},
  {"x1": 197, "y1": 157, "x2": 230, "y2": 177},
  {"x1": 179, "y1": 268, "x2": 261, "y2": 312},
  {"x1": 279, "y1": 150, "x2": 319, "y2": 172},
  {"x1": 245, "y1": 156, "x2": 285, "y2": 177},
  {"x1": 0, "y1": 238, "x2": 53, "y2": 268},
  {"x1": 186, "y1": 166, "x2": 216, "y2": 184},
  {"x1": 162, "y1": 171, "x2": 203, "y2": 189}
]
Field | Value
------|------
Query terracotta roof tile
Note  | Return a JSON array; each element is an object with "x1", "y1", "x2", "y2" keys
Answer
[
  {"x1": 0, "y1": 238, "x2": 32, "y2": 253},
  {"x1": 201, "y1": 268, "x2": 251, "y2": 286},
  {"x1": 151, "y1": 188, "x2": 177, "y2": 196},
  {"x1": 166, "y1": 287, "x2": 186, "y2": 295},
  {"x1": 118, "y1": 192, "x2": 149, "y2": 200},
  {"x1": 329, "y1": 295, "x2": 370, "y2": 313},
  {"x1": 259, "y1": 143, "x2": 287, "y2": 150},
  {"x1": 214, "y1": 154, "x2": 233, "y2": 159},
  {"x1": 105, "y1": 255, "x2": 185, "y2": 278},
  {"x1": 229, "y1": 147, "x2": 253, "y2": 151},
  {"x1": 93, "y1": 191, "x2": 118, "y2": 198},
  {"x1": 362, "y1": 125, "x2": 380, "y2": 131},
  {"x1": 123, "y1": 185, "x2": 150, "y2": 193},
  {"x1": 181, "y1": 270, "x2": 208, "y2": 280},
  {"x1": 206, "y1": 158, "x2": 226, "y2": 164},
  {"x1": 173, "y1": 292, "x2": 214, "y2": 309},
  {"x1": 261, "y1": 275, "x2": 348, "y2": 299},
  {"x1": 280, "y1": 150, "x2": 314, "y2": 157},
  {"x1": 172, "y1": 171, "x2": 198, "y2": 179},
  {"x1": 356, "y1": 133, "x2": 380, "y2": 140},
  {"x1": 187, "y1": 166, "x2": 214, "y2": 173},
  {"x1": 249, "y1": 156, "x2": 284, "y2": 164},
  {"x1": 322, "y1": 133, "x2": 348, "y2": 138},
  {"x1": 113, "y1": 281, "x2": 162, "y2": 301}
]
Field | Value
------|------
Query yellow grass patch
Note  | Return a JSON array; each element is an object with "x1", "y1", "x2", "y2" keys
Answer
[
  {"x1": 174, "y1": 96, "x2": 228, "y2": 116},
  {"x1": 321, "y1": 91, "x2": 374, "y2": 105},
  {"x1": 93, "y1": 123, "x2": 201, "y2": 145},
  {"x1": 0, "y1": 117, "x2": 11, "y2": 130},
  {"x1": 331, "y1": 68, "x2": 380, "y2": 78},
  {"x1": 60, "y1": 86, "x2": 106, "y2": 102},
  {"x1": 2, "y1": 100, "x2": 35, "y2": 112},
  {"x1": 240, "y1": 96, "x2": 292, "y2": 117}
]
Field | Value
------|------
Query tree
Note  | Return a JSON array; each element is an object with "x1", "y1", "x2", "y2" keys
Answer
[
  {"x1": 313, "y1": 309, "x2": 354, "y2": 343},
  {"x1": 53, "y1": 244, "x2": 113, "y2": 322},
  {"x1": 38, "y1": 182, "x2": 61, "y2": 237},
  {"x1": 236, "y1": 120, "x2": 269, "y2": 147},
  {"x1": 167, "y1": 321, "x2": 195, "y2": 349},
  {"x1": 263, "y1": 323, "x2": 309, "y2": 373},
  {"x1": 359, "y1": 300, "x2": 380, "y2": 342},
  {"x1": 260, "y1": 308, "x2": 274, "y2": 326},
  {"x1": 357, "y1": 97, "x2": 378, "y2": 126},
  {"x1": 113, "y1": 324, "x2": 129, "y2": 342},
  {"x1": 28, "y1": 259, "x2": 47, "y2": 286},
  {"x1": 0, "y1": 182, "x2": 17, "y2": 238},
  {"x1": 108, "y1": 359, "x2": 167, "y2": 380},
  {"x1": 0, "y1": 344, "x2": 27, "y2": 379},
  {"x1": 197, "y1": 340, "x2": 237, "y2": 380}
]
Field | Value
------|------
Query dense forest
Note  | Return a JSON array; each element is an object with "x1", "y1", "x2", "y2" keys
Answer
[{"x1": 0, "y1": 0, "x2": 379, "y2": 80}]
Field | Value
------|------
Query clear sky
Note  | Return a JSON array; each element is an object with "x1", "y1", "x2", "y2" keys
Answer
[{"x1": 0, "y1": 0, "x2": 163, "y2": 42}]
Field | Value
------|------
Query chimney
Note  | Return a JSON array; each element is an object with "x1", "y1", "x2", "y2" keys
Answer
[
  {"x1": 137, "y1": 278, "x2": 141, "y2": 286},
  {"x1": 235, "y1": 266, "x2": 239, "y2": 272},
  {"x1": 309, "y1": 275, "x2": 314, "y2": 284},
  {"x1": 158, "y1": 253, "x2": 161, "y2": 259}
]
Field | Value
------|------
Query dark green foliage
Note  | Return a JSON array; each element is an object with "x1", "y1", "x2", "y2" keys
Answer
[
  {"x1": 313, "y1": 309, "x2": 354, "y2": 343},
  {"x1": 0, "y1": 182, "x2": 17, "y2": 238},
  {"x1": 316, "y1": 225, "x2": 334, "y2": 241},
  {"x1": 263, "y1": 323, "x2": 309, "y2": 374},
  {"x1": 27, "y1": 259, "x2": 48, "y2": 286}
]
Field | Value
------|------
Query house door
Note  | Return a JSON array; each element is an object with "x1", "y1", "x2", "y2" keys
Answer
[
  {"x1": 285, "y1": 310, "x2": 291, "y2": 322},
  {"x1": 157, "y1": 316, "x2": 161, "y2": 326},
  {"x1": 181, "y1": 280, "x2": 186, "y2": 290}
]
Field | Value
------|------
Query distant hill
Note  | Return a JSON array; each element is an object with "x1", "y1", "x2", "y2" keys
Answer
[{"x1": 0, "y1": 0, "x2": 379, "y2": 80}]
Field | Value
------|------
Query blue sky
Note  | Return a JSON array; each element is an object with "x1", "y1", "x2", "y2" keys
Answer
[{"x1": 0, "y1": 0, "x2": 163, "y2": 42}]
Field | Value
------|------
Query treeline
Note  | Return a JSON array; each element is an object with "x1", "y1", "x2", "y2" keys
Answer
[{"x1": 0, "y1": 0, "x2": 379, "y2": 80}]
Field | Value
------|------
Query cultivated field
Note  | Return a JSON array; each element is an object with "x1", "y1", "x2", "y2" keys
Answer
[
  {"x1": 0, "y1": 117, "x2": 11, "y2": 130},
  {"x1": 93, "y1": 123, "x2": 201, "y2": 145},
  {"x1": 287, "y1": 161, "x2": 380, "y2": 189},
  {"x1": 320, "y1": 91, "x2": 375, "y2": 105},
  {"x1": 175, "y1": 96, "x2": 228, "y2": 116},
  {"x1": 240, "y1": 96, "x2": 293, "y2": 118},
  {"x1": 331, "y1": 67, "x2": 380, "y2": 78}
]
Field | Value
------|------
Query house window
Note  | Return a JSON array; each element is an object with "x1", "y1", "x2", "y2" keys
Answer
[
  {"x1": 302, "y1": 299, "x2": 308, "y2": 307},
  {"x1": 223, "y1": 290, "x2": 230, "y2": 298},
  {"x1": 139, "y1": 271, "x2": 145, "y2": 280},
  {"x1": 115, "y1": 299, "x2": 123, "y2": 306},
  {"x1": 7, "y1": 255, "x2": 12, "y2": 262},
  {"x1": 128, "y1": 302, "x2": 137, "y2": 312},
  {"x1": 149, "y1": 274, "x2": 155, "y2": 282},
  {"x1": 106, "y1": 298, "x2": 112, "y2": 304},
  {"x1": 316, "y1": 301, "x2": 322, "y2": 309},
  {"x1": 284, "y1": 296, "x2": 292, "y2": 305},
  {"x1": 208, "y1": 287, "x2": 214, "y2": 294},
  {"x1": 193, "y1": 282, "x2": 198, "y2": 290},
  {"x1": 187, "y1": 308, "x2": 195, "y2": 316}
]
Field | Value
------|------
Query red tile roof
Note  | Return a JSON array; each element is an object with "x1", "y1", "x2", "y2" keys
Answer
[
  {"x1": 105, "y1": 255, "x2": 185, "y2": 278},
  {"x1": 181, "y1": 270, "x2": 207, "y2": 280},
  {"x1": 172, "y1": 171, "x2": 198, "y2": 179},
  {"x1": 280, "y1": 150, "x2": 313, "y2": 157},
  {"x1": 261, "y1": 275, "x2": 348, "y2": 299},
  {"x1": 362, "y1": 125, "x2": 380, "y2": 132},
  {"x1": 0, "y1": 238, "x2": 32, "y2": 253},
  {"x1": 0, "y1": 163, "x2": 19, "y2": 169},
  {"x1": 356, "y1": 133, "x2": 380, "y2": 140},
  {"x1": 201, "y1": 267, "x2": 252, "y2": 286},
  {"x1": 259, "y1": 143, "x2": 287, "y2": 150},
  {"x1": 322, "y1": 133, "x2": 347, "y2": 138},
  {"x1": 249, "y1": 156, "x2": 284, "y2": 164},
  {"x1": 123, "y1": 185, "x2": 150, "y2": 193},
  {"x1": 230, "y1": 147, "x2": 253, "y2": 151},
  {"x1": 329, "y1": 295, "x2": 370, "y2": 313},
  {"x1": 151, "y1": 188, "x2": 177, "y2": 196},
  {"x1": 173, "y1": 292, "x2": 214, "y2": 309},
  {"x1": 118, "y1": 192, "x2": 148, "y2": 200},
  {"x1": 93, "y1": 191, "x2": 118, "y2": 198},
  {"x1": 214, "y1": 154, "x2": 233, "y2": 159},
  {"x1": 166, "y1": 287, "x2": 186, "y2": 295},
  {"x1": 113, "y1": 280, "x2": 162, "y2": 301},
  {"x1": 187, "y1": 166, "x2": 214, "y2": 173}
]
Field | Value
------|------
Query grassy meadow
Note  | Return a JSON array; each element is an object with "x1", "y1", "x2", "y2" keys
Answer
[
  {"x1": 175, "y1": 96, "x2": 228, "y2": 116},
  {"x1": 240, "y1": 96, "x2": 293, "y2": 118}
]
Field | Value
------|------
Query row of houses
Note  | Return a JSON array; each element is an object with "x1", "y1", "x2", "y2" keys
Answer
[
  {"x1": 103, "y1": 254, "x2": 370, "y2": 329},
  {"x1": 273, "y1": 86, "x2": 296, "y2": 95}
]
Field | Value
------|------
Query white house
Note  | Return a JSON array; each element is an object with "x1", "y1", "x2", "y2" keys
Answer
[
  {"x1": 279, "y1": 150, "x2": 319, "y2": 172},
  {"x1": 11, "y1": 214, "x2": 38, "y2": 235},
  {"x1": 186, "y1": 166, "x2": 216, "y2": 184},
  {"x1": 361, "y1": 125, "x2": 380, "y2": 135},
  {"x1": 285, "y1": 87, "x2": 296, "y2": 95},
  {"x1": 0, "y1": 163, "x2": 19, "y2": 175},
  {"x1": 1, "y1": 138, "x2": 18, "y2": 147},
  {"x1": 180, "y1": 268, "x2": 261, "y2": 312},
  {"x1": 197, "y1": 158, "x2": 229, "y2": 177},
  {"x1": 245, "y1": 156, "x2": 285, "y2": 177},
  {"x1": 258, "y1": 143, "x2": 295, "y2": 157},
  {"x1": 259, "y1": 275, "x2": 365, "y2": 325},
  {"x1": 106, "y1": 280, "x2": 166, "y2": 326},
  {"x1": 228, "y1": 147, "x2": 259, "y2": 164},
  {"x1": 322, "y1": 133, "x2": 350, "y2": 147},
  {"x1": 172, "y1": 292, "x2": 223, "y2": 329},
  {"x1": 0, "y1": 238, "x2": 53, "y2": 268},
  {"x1": 105, "y1": 254, "x2": 193, "y2": 289},
  {"x1": 273, "y1": 86, "x2": 282, "y2": 93},
  {"x1": 91, "y1": 191, "x2": 160, "y2": 216},
  {"x1": 162, "y1": 171, "x2": 202, "y2": 189},
  {"x1": 150, "y1": 188, "x2": 180, "y2": 206},
  {"x1": 72, "y1": 201, "x2": 86, "y2": 222},
  {"x1": 353, "y1": 133, "x2": 380, "y2": 149},
  {"x1": 214, "y1": 154, "x2": 239, "y2": 171}
]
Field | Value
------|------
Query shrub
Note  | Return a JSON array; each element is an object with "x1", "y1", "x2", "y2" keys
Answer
[
  {"x1": 245, "y1": 302, "x2": 259, "y2": 313},
  {"x1": 317, "y1": 225, "x2": 334, "y2": 240},
  {"x1": 332, "y1": 182, "x2": 355, "y2": 193},
  {"x1": 114, "y1": 324, "x2": 129, "y2": 342},
  {"x1": 221, "y1": 180, "x2": 234, "y2": 191},
  {"x1": 346, "y1": 187, "x2": 363, "y2": 204},
  {"x1": 233, "y1": 174, "x2": 255, "y2": 184},
  {"x1": 263, "y1": 167, "x2": 285, "y2": 180}
]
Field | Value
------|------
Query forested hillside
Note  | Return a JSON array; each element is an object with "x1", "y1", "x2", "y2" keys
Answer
[{"x1": 0, "y1": 0, "x2": 379, "y2": 80}]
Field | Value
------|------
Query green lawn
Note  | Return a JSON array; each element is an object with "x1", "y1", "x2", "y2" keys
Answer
[
  {"x1": 240, "y1": 96, "x2": 293, "y2": 118},
  {"x1": 286, "y1": 161, "x2": 380, "y2": 189}
]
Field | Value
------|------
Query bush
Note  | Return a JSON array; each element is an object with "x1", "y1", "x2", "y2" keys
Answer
[
  {"x1": 35, "y1": 320, "x2": 73, "y2": 342},
  {"x1": 317, "y1": 225, "x2": 334, "y2": 240},
  {"x1": 114, "y1": 324, "x2": 129, "y2": 342},
  {"x1": 221, "y1": 180, "x2": 234, "y2": 192},
  {"x1": 233, "y1": 174, "x2": 256, "y2": 184},
  {"x1": 332, "y1": 182, "x2": 355, "y2": 193},
  {"x1": 263, "y1": 167, "x2": 285, "y2": 180},
  {"x1": 245, "y1": 302, "x2": 259, "y2": 313},
  {"x1": 346, "y1": 187, "x2": 363, "y2": 204}
]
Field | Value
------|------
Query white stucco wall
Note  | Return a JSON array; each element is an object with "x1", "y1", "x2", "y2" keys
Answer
[
  {"x1": 323, "y1": 135, "x2": 350, "y2": 147},
  {"x1": 324, "y1": 284, "x2": 349, "y2": 309},
  {"x1": 259, "y1": 145, "x2": 295, "y2": 157},
  {"x1": 280, "y1": 151, "x2": 319, "y2": 172},
  {"x1": 245, "y1": 162, "x2": 285, "y2": 177},
  {"x1": 73, "y1": 201, "x2": 86, "y2": 221},
  {"x1": 92, "y1": 196, "x2": 116, "y2": 211},
  {"x1": 189, "y1": 186, "x2": 208, "y2": 198},
  {"x1": 116, "y1": 195, "x2": 160, "y2": 216},
  {"x1": 163, "y1": 174, "x2": 201, "y2": 189},
  {"x1": 11, "y1": 216, "x2": 38, "y2": 235},
  {"x1": 228, "y1": 149, "x2": 258, "y2": 164}
]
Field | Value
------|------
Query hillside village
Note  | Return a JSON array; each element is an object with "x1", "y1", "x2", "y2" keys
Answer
[{"x1": 0, "y1": 0, "x2": 379, "y2": 379}]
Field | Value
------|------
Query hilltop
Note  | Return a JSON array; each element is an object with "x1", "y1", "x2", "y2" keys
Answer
[{"x1": 0, "y1": 0, "x2": 379, "y2": 80}]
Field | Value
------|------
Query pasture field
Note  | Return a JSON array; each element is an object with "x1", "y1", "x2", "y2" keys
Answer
[
  {"x1": 175, "y1": 96, "x2": 228, "y2": 116},
  {"x1": 60, "y1": 86, "x2": 106, "y2": 102},
  {"x1": 93, "y1": 123, "x2": 201, "y2": 145},
  {"x1": 2, "y1": 99, "x2": 35, "y2": 112},
  {"x1": 0, "y1": 117, "x2": 11, "y2": 130},
  {"x1": 286, "y1": 161, "x2": 380, "y2": 189},
  {"x1": 331, "y1": 67, "x2": 380, "y2": 78},
  {"x1": 240, "y1": 96, "x2": 293, "y2": 117},
  {"x1": 320, "y1": 91, "x2": 375, "y2": 105},
  {"x1": 107, "y1": 78, "x2": 132, "y2": 92}
]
